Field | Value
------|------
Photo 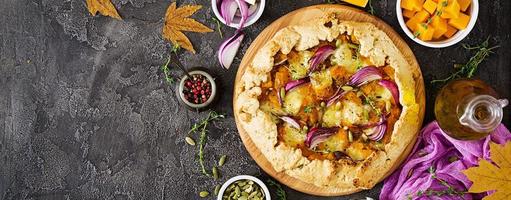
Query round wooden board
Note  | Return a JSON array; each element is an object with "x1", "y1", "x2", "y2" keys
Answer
[{"x1": 233, "y1": 4, "x2": 426, "y2": 196}]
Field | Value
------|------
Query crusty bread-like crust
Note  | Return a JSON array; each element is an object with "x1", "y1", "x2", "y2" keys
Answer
[{"x1": 234, "y1": 13, "x2": 421, "y2": 193}]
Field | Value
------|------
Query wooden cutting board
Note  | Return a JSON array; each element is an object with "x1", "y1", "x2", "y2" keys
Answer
[{"x1": 232, "y1": 4, "x2": 426, "y2": 196}]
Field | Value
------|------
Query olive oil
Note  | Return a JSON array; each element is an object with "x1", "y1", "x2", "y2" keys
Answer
[{"x1": 435, "y1": 79, "x2": 508, "y2": 140}]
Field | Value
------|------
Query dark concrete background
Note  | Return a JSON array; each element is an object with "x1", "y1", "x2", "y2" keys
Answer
[{"x1": 0, "y1": 0, "x2": 509, "y2": 199}]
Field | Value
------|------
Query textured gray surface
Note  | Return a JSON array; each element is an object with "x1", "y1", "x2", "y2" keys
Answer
[{"x1": 0, "y1": 0, "x2": 509, "y2": 199}]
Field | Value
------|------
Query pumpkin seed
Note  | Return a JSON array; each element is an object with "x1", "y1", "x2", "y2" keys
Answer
[
  {"x1": 199, "y1": 191, "x2": 209, "y2": 198},
  {"x1": 185, "y1": 136, "x2": 195, "y2": 146},
  {"x1": 212, "y1": 166, "x2": 219, "y2": 179},
  {"x1": 348, "y1": 131, "x2": 353, "y2": 143},
  {"x1": 341, "y1": 85, "x2": 353, "y2": 91},
  {"x1": 214, "y1": 185, "x2": 220, "y2": 195},
  {"x1": 218, "y1": 155, "x2": 227, "y2": 166}
]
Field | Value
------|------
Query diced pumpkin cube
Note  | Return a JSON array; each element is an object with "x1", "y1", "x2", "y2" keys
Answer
[
  {"x1": 438, "y1": 0, "x2": 460, "y2": 19},
  {"x1": 342, "y1": 0, "x2": 369, "y2": 7},
  {"x1": 423, "y1": 0, "x2": 437, "y2": 14},
  {"x1": 406, "y1": 10, "x2": 430, "y2": 31},
  {"x1": 457, "y1": 0, "x2": 471, "y2": 11},
  {"x1": 448, "y1": 13, "x2": 470, "y2": 29},
  {"x1": 403, "y1": 9, "x2": 416, "y2": 18},
  {"x1": 401, "y1": 0, "x2": 425, "y2": 12},
  {"x1": 432, "y1": 0, "x2": 438, "y2": 2},
  {"x1": 416, "y1": 23, "x2": 435, "y2": 41},
  {"x1": 431, "y1": 16, "x2": 448, "y2": 39},
  {"x1": 444, "y1": 24, "x2": 458, "y2": 38}
]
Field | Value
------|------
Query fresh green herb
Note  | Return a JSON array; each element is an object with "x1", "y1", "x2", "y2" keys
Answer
[
  {"x1": 367, "y1": 0, "x2": 375, "y2": 15},
  {"x1": 161, "y1": 44, "x2": 181, "y2": 84},
  {"x1": 362, "y1": 93, "x2": 381, "y2": 116},
  {"x1": 303, "y1": 105, "x2": 314, "y2": 113},
  {"x1": 407, "y1": 167, "x2": 466, "y2": 199},
  {"x1": 413, "y1": 31, "x2": 421, "y2": 39},
  {"x1": 211, "y1": 16, "x2": 224, "y2": 38},
  {"x1": 267, "y1": 179, "x2": 287, "y2": 200},
  {"x1": 189, "y1": 111, "x2": 225, "y2": 176},
  {"x1": 431, "y1": 37, "x2": 499, "y2": 84}
]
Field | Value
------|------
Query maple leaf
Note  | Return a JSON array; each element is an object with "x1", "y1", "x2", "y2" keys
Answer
[
  {"x1": 463, "y1": 142, "x2": 511, "y2": 200},
  {"x1": 162, "y1": 2, "x2": 213, "y2": 54},
  {"x1": 86, "y1": 0, "x2": 122, "y2": 20}
]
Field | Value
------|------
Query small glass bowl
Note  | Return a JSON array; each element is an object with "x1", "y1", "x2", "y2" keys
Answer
[{"x1": 176, "y1": 69, "x2": 217, "y2": 110}]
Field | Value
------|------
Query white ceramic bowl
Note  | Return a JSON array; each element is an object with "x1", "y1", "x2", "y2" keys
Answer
[
  {"x1": 211, "y1": 0, "x2": 266, "y2": 28},
  {"x1": 396, "y1": 0, "x2": 479, "y2": 48},
  {"x1": 217, "y1": 175, "x2": 271, "y2": 200}
]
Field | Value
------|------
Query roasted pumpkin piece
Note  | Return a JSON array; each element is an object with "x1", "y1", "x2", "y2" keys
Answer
[
  {"x1": 406, "y1": 10, "x2": 430, "y2": 31},
  {"x1": 274, "y1": 66, "x2": 291, "y2": 90},
  {"x1": 401, "y1": 0, "x2": 425, "y2": 12},
  {"x1": 416, "y1": 23, "x2": 435, "y2": 41},
  {"x1": 402, "y1": 9, "x2": 416, "y2": 18},
  {"x1": 457, "y1": 0, "x2": 471, "y2": 12},
  {"x1": 423, "y1": 0, "x2": 437, "y2": 14},
  {"x1": 438, "y1": 0, "x2": 460, "y2": 19},
  {"x1": 443, "y1": 24, "x2": 458, "y2": 38},
  {"x1": 431, "y1": 15, "x2": 448, "y2": 39},
  {"x1": 448, "y1": 12, "x2": 470, "y2": 29},
  {"x1": 341, "y1": 0, "x2": 369, "y2": 7},
  {"x1": 287, "y1": 50, "x2": 313, "y2": 80}
]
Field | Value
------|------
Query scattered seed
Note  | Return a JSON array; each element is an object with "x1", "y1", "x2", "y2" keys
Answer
[
  {"x1": 212, "y1": 166, "x2": 219, "y2": 179},
  {"x1": 185, "y1": 136, "x2": 196, "y2": 146},
  {"x1": 199, "y1": 191, "x2": 209, "y2": 198},
  {"x1": 214, "y1": 185, "x2": 221, "y2": 195},
  {"x1": 348, "y1": 131, "x2": 353, "y2": 143},
  {"x1": 341, "y1": 85, "x2": 354, "y2": 91},
  {"x1": 218, "y1": 155, "x2": 227, "y2": 167}
]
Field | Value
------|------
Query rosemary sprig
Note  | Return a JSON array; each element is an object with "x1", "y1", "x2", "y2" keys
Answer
[
  {"x1": 189, "y1": 111, "x2": 225, "y2": 176},
  {"x1": 161, "y1": 44, "x2": 181, "y2": 84},
  {"x1": 267, "y1": 179, "x2": 287, "y2": 200},
  {"x1": 431, "y1": 37, "x2": 499, "y2": 84}
]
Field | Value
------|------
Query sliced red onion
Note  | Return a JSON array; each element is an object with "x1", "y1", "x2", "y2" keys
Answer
[
  {"x1": 280, "y1": 116, "x2": 300, "y2": 129},
  {"x1": 284, "y1": 78, "x2": 309, "y2": 92},
  {"x1": 305, "y1": 127, "x2": 339, "y2": 149},
  {"x1": 348, "y1": 66, "x2": 383, "y2": 87},
  {"x1": 234, "y1": 0, "x2": 249, "y2": 29},
  {"x1": 309, "y1": 45, "x2": 335, "y2": 73},
  {"x1": 220, "y1": 0, "x2": 238, "y2": 25},
  {"x1": 326, "y1": 89, "x2": 347, "y2": 107},
  {"x1": 235, "y1": 3, "x2": 258, "y2": 17},
  {"x1": 218, "y1": 31, "x2": 245, "y2": 69},
  {"x1": 378, "y1": 79, "x2": 400, "y2": 105},
  {"x1": 367, "y1": 123, "x2": 386, "y2": 141},
  {"x1": 243, "y1": 0, "x2": 256, "y2": 4}
]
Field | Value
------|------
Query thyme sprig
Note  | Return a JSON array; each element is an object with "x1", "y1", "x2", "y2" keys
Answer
[
  {"x1": 407, "y1": 167, "x2": 466, "y2": 199},
  {"x1": 431, "y1": 37, "x2": 499, "y2": 84},
  {"x1": 367, "y1": 0, "x2": 375, "y2": 15},
  {"x1": 161, "y1": 44, "x2": 181, "y2": 84},
  {"x1": 267, "y1": 179, "x2": 287, "y2": 200},
  {"x1": 188, "y1": 111, "x2": 225, "y2": 176},
  {"x1": 211, "y1": 16, "x2": 224, "y2": 38}
]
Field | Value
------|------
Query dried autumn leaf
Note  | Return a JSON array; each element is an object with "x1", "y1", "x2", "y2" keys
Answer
[
  {"x1": 86, "y1": 0, "x2": 122, "y2": 20},
  {"x1": 162, "y1": 2, "x2": 213, "y2": 53},
  {"x1": 463, "y1": 142, "x2": 511, "y2": 200}
]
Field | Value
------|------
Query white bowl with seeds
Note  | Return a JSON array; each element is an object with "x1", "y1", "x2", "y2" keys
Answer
[{"x1": 217, "y1": 175, "x2": 270, "y2": 200}]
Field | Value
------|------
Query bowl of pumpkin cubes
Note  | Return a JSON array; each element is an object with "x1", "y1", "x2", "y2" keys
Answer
[{"x1": 396, "y1": 0, "x2": 478, "y2": 48}]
